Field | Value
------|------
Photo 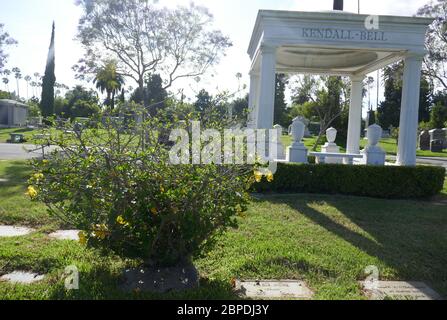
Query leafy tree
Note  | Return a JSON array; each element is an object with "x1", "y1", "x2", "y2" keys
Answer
[
  {"x1": 230, "y1": 94, "x2": 249, "y2": 124},
  {"x1": 312, "y1": 76, "x2": 345, "y2": 150},
  {"x1": 291, "y1": 75, "x2": 318, "y2": 105},
  {"x1": 0, "y1": 24, "x2": 17, "y2": 73},
  {"x1": 94, "y1": 60, "x2": 124, "y2": 110},
  {"x1": 0, "y1": 90, "x2": 11, "y2": 99},
  {"x1": 74, "y1": 0, "x2": 231, "y2": 105},
  {"x1": 418, "y1": 1, "x2": 447, "y2": 90},
  {"x1": 54, "y1": 96, "x2": 68, "y2": 117},
  {"x1": 61, "y1": 85, "x2": 100, "y2": 119},
  {"x1": 131, "y1": 74, "x2": 167, "y2": 115},
  {"x1": 26, "y1": 99, "x2": 42, "y2": 118},
  {"x1": 274, "y1": 73, "x2": 288, "y2": 127},
  {"x1": 430, "y1": 101, "x2": 447, "y2": 128},
  {"x1": 71, "y1": 99, "x2": 101, "y2": 118},
  {"x1": 40, "y1": 22, "x2": 56, "y2": 118},
  {"x1": 194, "y1": 89, "x2": 213, "y2": 113},
  {"x1": 377, "y1": 62, "x2": 432, "y2": 129},
  {"x1": 286, "y1": 101, "x2": 319, "y2": 124}
]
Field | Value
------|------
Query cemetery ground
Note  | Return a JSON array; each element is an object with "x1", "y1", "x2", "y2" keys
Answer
[
  {"x1": 0, "y1": 159, "x2": 446, "y2": 299},
  {"x1": 1, "y1": 127, "x2": 447, "y2": 159}
]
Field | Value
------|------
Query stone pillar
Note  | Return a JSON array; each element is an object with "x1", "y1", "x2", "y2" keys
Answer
[
  {"x1": 346, "y1": 74, "x2": 365, "y2": 155},
  {"x1": 397, "y1": 54, "x2": 424, "y2": 166},
  {"x1": 248, "y1": 71, "x2": 259, "y2": 128},
  {"x1": 256, "y1": 44, "x2": 277, "y2": 129}
]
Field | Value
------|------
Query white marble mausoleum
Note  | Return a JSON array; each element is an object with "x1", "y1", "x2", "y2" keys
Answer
[{"x1": 247, "y1": 10, "x2": 434, "y2": 166}]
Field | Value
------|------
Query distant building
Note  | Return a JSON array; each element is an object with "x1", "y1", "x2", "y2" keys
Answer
[{"x1": 0, "y1": 99, "x2": 29, "y2": 127}]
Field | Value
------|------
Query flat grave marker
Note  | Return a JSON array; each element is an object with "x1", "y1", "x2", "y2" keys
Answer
[
  {"x1": 0, "y1": 225, "x2": 34, "y2": 237},
  {"x1": 49, "y1": 230, "x2": 80, "y2": 241},
  {"x1": 0, "y1": 271, "x2": 44, "y2": 284},
  {"x1": 234, "y1": 280, "x2": 313, "y2": 299},
  {"x1": 361, "y1": 281, "x2": 441, "y2": 300}
]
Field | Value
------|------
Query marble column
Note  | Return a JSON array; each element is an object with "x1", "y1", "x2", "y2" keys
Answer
[
  {"x1": 397, "y1": 53, "x2": 424, "y2": 166},
  {"x1": 247, "y1": 71, "x2": 259, "y2": 128},
  {"x1": 346, "y1": 74, "x2": 365, "y2": 155},
  {"x1": 256, "y1": 44, "x2": 277, "y2": 129}
]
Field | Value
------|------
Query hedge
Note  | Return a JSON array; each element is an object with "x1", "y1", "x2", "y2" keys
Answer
[{"x1": 254, "y1": 163, "x2": 446, "y2": 199}]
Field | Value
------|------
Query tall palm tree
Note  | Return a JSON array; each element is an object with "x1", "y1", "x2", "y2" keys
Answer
[
  {"x1": 2, "y1": 69, "x2": 10, "y2": 91},
  {"x1": 12, "y1": 67, "x2": 21, "y2": 97},
  {"x1": 93, "y1": 60, "x2": 124, "y2": 110},
  {"x1": 24, "y1": 75, "x2": 32, "y2": 99},
  {"x1": 33, "y1": 72, "x2": 41, "y2": 97},
  {"x1": 30, "y1": 81, "x2": 37, "y2": 97},
  {"x1": 2, "y1": 77, "x2": 9, "y2": 91}
]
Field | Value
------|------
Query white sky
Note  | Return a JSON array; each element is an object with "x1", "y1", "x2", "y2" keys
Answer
[{"x1": 1, "y1": 0, "x2": 430, "y2": 114}]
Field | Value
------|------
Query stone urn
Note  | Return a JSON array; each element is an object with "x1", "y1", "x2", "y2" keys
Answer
[
  {"x1": 366, "y1": 124, "x2": 382, "y2": 147},
  {"x1": 363, "y1": 124, "x2": 386, "y2": 165},
  {"x1": 287, "y1": 117, "x2": 308, "y2": 163},
  {"x1": 326, "y1": 127, "x2": 337, "y2": 144},
  {"x1": 291, "y1": 117, "x2": 305, "y2": 144}
]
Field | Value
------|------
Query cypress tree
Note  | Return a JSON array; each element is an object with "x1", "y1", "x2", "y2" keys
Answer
[{"x1": 40, "y1": 22, "x2": 56, "y2": 118}]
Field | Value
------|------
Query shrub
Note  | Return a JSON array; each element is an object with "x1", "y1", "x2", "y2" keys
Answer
[
  {"x1": 28, "y1": 107, "x2": 253, "y2": 266},
  {"x1": 254, "y1": 163, "x2": 445, "y2": 199}
]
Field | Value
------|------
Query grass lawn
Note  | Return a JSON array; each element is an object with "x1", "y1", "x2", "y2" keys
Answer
[
  {"x1": 0, "y1": 127, "x2": 40, "y2": 143},
  {"x1": 0, "y1": 160, "x2": 446, "y2": 299}
]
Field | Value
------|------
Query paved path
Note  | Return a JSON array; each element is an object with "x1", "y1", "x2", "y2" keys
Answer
[
  {"x1": 0, "y1": 143, "x2": 56, "y2": 160},
  {"x1": 387, "y1": 155, "x2": 447, "y2": 169}
]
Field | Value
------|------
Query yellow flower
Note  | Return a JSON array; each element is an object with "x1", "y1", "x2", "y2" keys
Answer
[
  {"x1": 78, "y1": 231, "x2": 87, "y2": 245},
  {"x1": 33, "y1": 173, "x2": 44, "y2": 180},
  {"x1": 160, "y1": 186, "x2": 165, "y2": 193},
  {"x1": 254, "y1": 171, "x2": 262, "y2": 183},
  {"x1": 266, "y1": 171, "x2": 274, "y2": 182},
  {"x1": 92, "y1": 224, "x2": 109, "y2": 240},
  {"x1": 116, "y1": 215, "x2": 129, "y2": 227},
  {"x1": 150, "y1": 207, "x2": 158, "y2": 215},
  {"x1": 26, "y1": 186, "x2": 38, "y2": 199}
]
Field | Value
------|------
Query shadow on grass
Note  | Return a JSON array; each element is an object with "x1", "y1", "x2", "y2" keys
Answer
[
  {"x1": 0, "y1": 161, "x2": 33, "y2": 197},
  {"x1": 263, "y1": 194, "x2": 447, "y2": 297},
  {"x1": 47, "y1": 269, "x2": 239, "y2": 300},
  {"x1": 239, "y1": 257, "x2": 339, "y2": 280}
]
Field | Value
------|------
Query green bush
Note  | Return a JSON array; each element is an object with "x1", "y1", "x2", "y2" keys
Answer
[
  {"x1": 28, "y1": 107, "x2": 253, "y2": 266},
  {"x1": 255, "y1": 163, "x2": 445, "y2": 199}
]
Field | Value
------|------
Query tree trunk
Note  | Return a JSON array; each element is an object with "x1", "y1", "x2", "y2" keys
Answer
[
  {"x1": 138, "y1": 76, "x2": 146, "y2": 106},
  {"x1": 312, "y1": 129, "x2": 325, "y2": 151},
  {"x1": 111, "y1": 91, "x2": 115, "y2": 110},
  {"x1": 106, "y1": 91, "x2": 111, "y2": 108}
]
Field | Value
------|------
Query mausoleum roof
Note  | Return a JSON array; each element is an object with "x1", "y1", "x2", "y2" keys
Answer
[{"x1": 248, "y1": 10, "x2": 434, "y2": 76}]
